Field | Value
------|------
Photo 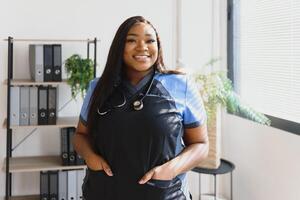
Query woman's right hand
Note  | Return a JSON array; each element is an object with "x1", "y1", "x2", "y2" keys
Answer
[{"x1": 85, "y1": 153, "x2": 113, "y2": 176}]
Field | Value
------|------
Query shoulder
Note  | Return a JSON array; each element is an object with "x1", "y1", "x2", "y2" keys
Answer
[
  {"x1": 154, "y1": 70, "x2": 197, "y2": 89},
  {"x1": 154, "y1": 71, "x2": 188, "y2": 86},
  {"x1": 153, "y1": 71, "x2": 191, "y2": 99},
  {"x1": 87, "y1": 77, "x2": 100, "y2": 92},
  {"x1": 89, "y1": 77, "x2": 100, "y2": 87}
]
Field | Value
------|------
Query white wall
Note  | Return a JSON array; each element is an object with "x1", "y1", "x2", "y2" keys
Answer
[
  {"x1": 221, "y1": 113, "x2": 300, "y2": 200},
  {"x1": 0, "y1": 0, "x2": 176, "y2": 198},
  {"x1": 181, "y1": 0, "x2": 213, "y2": 72},
  {"x1": 181, "y1": 1, "x2": 300, "y2": 199},
  {"x1": 0, "y1": 0, "x2": 217, "y2": 199},
  {"x1": 4, "y1": 1, "x2": 298, "y2": 200}
]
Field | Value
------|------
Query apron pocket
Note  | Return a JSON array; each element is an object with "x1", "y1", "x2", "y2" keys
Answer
[
  {"x1": 144, "y1": 177, "x2": 186, "y2": 200},
  {"x1": 147, "y1": 179, "x2": 174, "y2": 188},
  {"x1": 83, "y1": 169, "x2": 114, "y2": 200}
]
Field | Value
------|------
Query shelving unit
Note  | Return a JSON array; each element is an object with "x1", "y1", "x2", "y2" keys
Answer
[
  {"x1": 4, "y1": 79, "x2": 68, "y2": 86},
  {"x1": 9, "y1": 195, "x2": 39, "y2": 200},
  {"x1": 5, "y1": 156, "x2": 86, "y2": 173},
  {"x1": 4, "y1": 37, "x2": 98, "y2": 200},
  {"x1": 4, "y1": 116, "x2": 78, "y2": 129}
]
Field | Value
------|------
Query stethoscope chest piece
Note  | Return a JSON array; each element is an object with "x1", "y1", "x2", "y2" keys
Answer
[
  {"x1": 133, "y1": 100, "x2": 143, "y2": 111},
  {"x1": 97, "y1": 70, "x2": 155, "y2": 115}
]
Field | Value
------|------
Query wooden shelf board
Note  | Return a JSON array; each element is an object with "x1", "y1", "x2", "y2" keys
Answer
[
  {"x1": 4, "y1": 79, "x2": 67, "y2": 86},
  {"x1": 4, "y1": 116, "x2": 78, "y2": 129},
  {"x1": 3, "y1": 155, "x2": 86, "y2": 173},
  {"x1": 9, "y1": 195, "x2": 39, "y2": 200}
]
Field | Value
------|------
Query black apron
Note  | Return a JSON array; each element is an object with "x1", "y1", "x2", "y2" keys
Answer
[{"x1": 83, "y1": 76, "x2": 187, "y2": 200}]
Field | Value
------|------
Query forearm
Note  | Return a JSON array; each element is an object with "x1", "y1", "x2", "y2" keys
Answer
[
  {"x1": 73, "y1": 132, "x2": 97, "y2": 161},
  {"x1": 167, "y1": 142, "x2": 209, "y2": 177}
]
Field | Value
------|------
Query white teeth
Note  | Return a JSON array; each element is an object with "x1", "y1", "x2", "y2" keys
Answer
[{"x1": 133, "y1": 55, "x2": 150, "y2": 61}]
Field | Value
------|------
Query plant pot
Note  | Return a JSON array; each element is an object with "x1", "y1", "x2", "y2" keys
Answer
[{"x1": 197, "y1": 108, "x2": 221, "y2": 169}]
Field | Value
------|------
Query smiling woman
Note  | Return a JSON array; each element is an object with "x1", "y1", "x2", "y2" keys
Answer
[
  {"x1": 72, "y1": 16, "x2": 209, "y2": 200},
  {"x1": 123, "y1": 23, "x2": 159, "y2": 85}
]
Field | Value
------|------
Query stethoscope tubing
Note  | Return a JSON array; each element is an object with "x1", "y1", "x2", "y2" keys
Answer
[{"x1": 97, "y1": 71, "x2": 155, "y2": 116}]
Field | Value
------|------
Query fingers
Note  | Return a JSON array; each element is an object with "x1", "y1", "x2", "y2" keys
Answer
[
  {"x1": 100, "y1": 159, "x2": 113, "y2": 176},
  {"x1": 139, "y1": 169, "x2": 155, "y2": 184}
]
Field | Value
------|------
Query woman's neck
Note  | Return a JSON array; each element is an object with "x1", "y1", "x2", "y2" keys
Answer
[{"x1": 124, "y1": 67, "x2": 154, "y2": 86}]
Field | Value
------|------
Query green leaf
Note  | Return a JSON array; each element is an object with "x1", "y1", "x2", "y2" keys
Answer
[
  {"x1": 194, "y1": 58, "x2": 271, "y2": 126},
  {"x1": 64, "y1": 54, "x2": 95, "y2": 99}
]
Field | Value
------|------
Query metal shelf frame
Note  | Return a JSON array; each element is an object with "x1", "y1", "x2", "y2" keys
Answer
[{"x1": 5, "y1": 36, "x2": 98, "y2": 200}]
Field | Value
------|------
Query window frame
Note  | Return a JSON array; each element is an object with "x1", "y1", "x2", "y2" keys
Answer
[{"x1": 227, "y1": 0, "x2": 300, "y2": 136}]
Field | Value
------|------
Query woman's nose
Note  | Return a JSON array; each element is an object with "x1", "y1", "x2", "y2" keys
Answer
[{"x1": 136, "y1": 41, "x2": 148, "y2": 51}]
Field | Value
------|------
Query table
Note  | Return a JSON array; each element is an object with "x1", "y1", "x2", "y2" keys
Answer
[{"x1": 192, "y1": 159, "x2": 235, "y2": 200}]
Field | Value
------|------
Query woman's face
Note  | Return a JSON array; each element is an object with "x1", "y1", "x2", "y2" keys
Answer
[{"x1": 123, "y1": 22, "x2": 158, "y2": 74}]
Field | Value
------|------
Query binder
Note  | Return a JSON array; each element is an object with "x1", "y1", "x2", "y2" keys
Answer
[
  {"x1": 48, "y1": 86, "x2": 57, "y2": 125},
  {"x1": 44, "y1": 45, "x2": 53, "y2": 82},
  {"x1": 58, "y1": 171, "x2": 67, "y2": 200},
  {"x1": 49, "y1": 171, "x2": 59, "y2": 200},
  {"x1": 73, "y1": 127, "x2": 85, "y2": 165},
  {"x1": 68, "y1": 128, "x2": 76, "y2": 166},
  {"x1": 20, "y1": 86, "x2": 30, "y2": 125},
  {"x1": 52, "y1": 44, "x2": 62, "y2": 81},
  {"x1": 29, "y1": 44, "x2": 44, "y2": 82},
  {"x1": 67, "y1": 170, "x2": 77, "y2": 200},
  {"x1": 76, "y1": 153, "x2": 85, "y2": 166},
  {"x1": 40, "y1": 171, "x2": 49, "y2": 200},
  {"x1": 29, "y1": 86, "x2": 38, "y2": 125},
  {"x1": 76, "y1": 170, "x2": 85, "y2": 200},
  {"x1": 61, "y1": 128, "x2": 69, "y2": 166},
  {"x1": 38, "y1": 86, "x2": 48, "y2": 125},
  {"x1": 10, "y1": 86, "x2": 20, "y2": 126}
]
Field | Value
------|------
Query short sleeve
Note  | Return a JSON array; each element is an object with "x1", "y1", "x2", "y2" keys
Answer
[
  {"x1": 79, "y1": 78, "x2": 99, "y2": 126},
  {"x1": 183, "y1": 77, "x2": 207, "y2": 128}
]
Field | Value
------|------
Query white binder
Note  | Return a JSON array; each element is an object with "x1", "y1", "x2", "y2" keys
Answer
[
  {"x1": 58, "y1": 171, "x2": 67, "y2": 200},
  {"x1": 76, "y1": 170, "x2": 85, "y2": 200},
  {"x1": 29, "y1": 86, "x2": 38, "y2": 125},
  {"x1": 67, "y1": 170, "x2": 77, "y2": 200},
  {"x1": 20, "y1": 86, "x2": 30, "y2": 125},
  {"x1": 10, "y1": 86, "x2": 20, "y2": 126},
  {"x1": 29, "y1": 44, "x2": 44, "y2": 82}
]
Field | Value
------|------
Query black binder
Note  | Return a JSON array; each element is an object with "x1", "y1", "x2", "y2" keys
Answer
[
  {"x1": 68, "y1": 128, "x2": 76, "y2": 166},
  {"x1": 52, "y1": 44, "x2": 62, "y2": 82},
  {"x1": 40, "y1": 171, "x2": 49, "y2": 200},
  {"x1": 38, "y1": 86, "x2": 48, "y2": 125},
  {"x1": 49, "y1": 171, "x2": 58, "y2": 200},
  {"x1": 76, "y1": 152, "x2": 85, "y2": 166},
  {"x1": 61, "y1": 128, "x2": 69, "y2": 165},
  {"x1": 44, "y1": 45, "x2": 53, "y2": 82},
  {"x1": 48, "y1": 86, "x2": 56, "y2": 125},
  {"x1": 75, "y1": 126, "x2": 85, "y2": 165}
]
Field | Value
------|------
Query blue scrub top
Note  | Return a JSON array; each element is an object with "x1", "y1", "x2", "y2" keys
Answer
[{"x1": 80, "y1": 71, "x2": 206, "y2": 128}]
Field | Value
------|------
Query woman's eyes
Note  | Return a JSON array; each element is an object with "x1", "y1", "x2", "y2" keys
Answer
[
  {"x1": 146, "y1": 39, "x2": 156, "y2": 43},
  {"x1": 126, "y1": 39, "x2": 136, "y2": 43},
  {"x1": 126, "y1": 39, "x2": 156, "y2": 43}
]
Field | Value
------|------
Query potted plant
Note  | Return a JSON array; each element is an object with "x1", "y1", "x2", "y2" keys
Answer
[
  {"x1": 194, "y1": 59, "x2": 271, "y2": 169},
  {"x1": 64, "y1": 54, "x2": 95, "y2": 99}
]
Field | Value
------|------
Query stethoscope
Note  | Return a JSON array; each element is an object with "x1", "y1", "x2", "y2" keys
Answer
[{"x1": 97, "y1": 71, "x2": 155, "y2": 116}]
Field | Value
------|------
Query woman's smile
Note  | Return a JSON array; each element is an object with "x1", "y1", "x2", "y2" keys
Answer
[{"x1": 133, "y1": 54, "x2": 151, "y2": 62}]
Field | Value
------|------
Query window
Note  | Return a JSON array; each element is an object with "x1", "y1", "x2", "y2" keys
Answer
[{"x1": 228, "y1": 0, "x2": 300, "y2": 135}]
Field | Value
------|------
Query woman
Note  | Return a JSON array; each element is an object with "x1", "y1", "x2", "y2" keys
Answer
[{"x1": 73, "y1": 16, "x2": 208, "y2": 200}]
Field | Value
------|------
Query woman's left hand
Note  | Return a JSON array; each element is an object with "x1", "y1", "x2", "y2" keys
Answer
[{"x1": 138, "y1": 162, "x2": 176, "y2": 184}]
